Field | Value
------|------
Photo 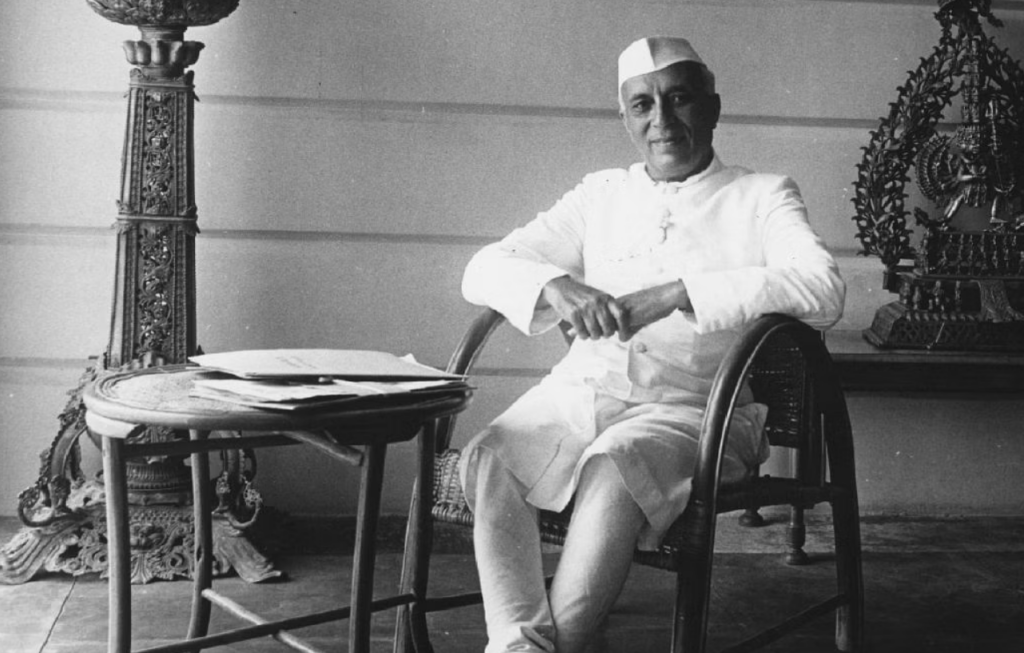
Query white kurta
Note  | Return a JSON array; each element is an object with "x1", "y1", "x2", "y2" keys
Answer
[{"x1": 459, "y1": 155, "x2": 845, "y2": 549}]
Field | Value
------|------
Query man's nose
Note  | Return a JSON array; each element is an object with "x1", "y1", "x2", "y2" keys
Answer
[{"x1": 651, "y1": 99, "x2": 674, "y2": 127}]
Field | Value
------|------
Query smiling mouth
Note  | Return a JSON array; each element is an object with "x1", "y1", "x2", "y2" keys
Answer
[{"x1": 650, "y1": 135, "x2": 687, "y2": 147}]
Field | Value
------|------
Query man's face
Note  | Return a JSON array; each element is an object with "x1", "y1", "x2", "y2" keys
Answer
[{"x1": 619, "y1": 62, "x2": 721, "y2": 182}]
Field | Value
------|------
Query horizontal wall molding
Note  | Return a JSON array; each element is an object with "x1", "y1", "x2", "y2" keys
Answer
[
  {"x1": 812, "y1": 0, "x2": 1024, "y2": 8},
  {"x1": 637, "y1": 0, "x2": 1024, "y2": 8},
  {"x1": 0, "y1": 223, "x2": 863, "y2": 258},
  {"x1": 0, "y1": 225, "x2": 114, "y2": 239},
  {"x1": 200, "y1": 228, "x2": 494, "y2": 247},
  {"x1": 0, "y1": 87, "x2": 906, "y2": 132},
  {"x1": 0, "y1": 223, "x2": 494, "y2": 247},
  {"x1": 0, "y1": 357, "x2": 96, "y2": 370}
]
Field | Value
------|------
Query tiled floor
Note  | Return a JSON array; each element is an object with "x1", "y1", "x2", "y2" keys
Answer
[{"x1": 2, "y1": 513, "x2": 1023, "y2": 652}]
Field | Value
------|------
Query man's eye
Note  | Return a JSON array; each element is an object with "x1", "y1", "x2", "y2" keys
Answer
[
  {"x1": 631, "y1": 100, "x2": 651, "y2": 113},
  {"x1": 670, "y1": 94, "x2": 694, "y2": 106}
]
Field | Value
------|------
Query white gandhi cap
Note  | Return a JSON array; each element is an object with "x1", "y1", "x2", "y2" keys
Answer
[{"x1": 617, "y1": 37, "x2": 714, "y2": 92}]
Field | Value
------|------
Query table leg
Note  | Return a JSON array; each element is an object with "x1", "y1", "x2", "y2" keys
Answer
[
  {"x1": 349, "y1": 443, "x2": 388, "y2": 653},
  {"x1": 187, "y1": 429, "x2": 214, "y2": 645},
  {"x1": 102, "y1": 436, "x2": 131, "y2": 653}
]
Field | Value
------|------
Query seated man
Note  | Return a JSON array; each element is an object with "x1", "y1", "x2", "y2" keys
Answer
[{"x1": 458, "y1": 36, "x2": 845, "y2": 653}]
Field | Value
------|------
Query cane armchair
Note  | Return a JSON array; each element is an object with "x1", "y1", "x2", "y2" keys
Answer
[{"x1": 394, "y1": 308, "x2": 863, "y2": 653}]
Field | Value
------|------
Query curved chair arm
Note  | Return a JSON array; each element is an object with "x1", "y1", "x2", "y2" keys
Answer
[
  {"x1": 433, "y1": 308, "x2": 507, "y2": 451},
  {"x1": 445, "y1": 308, "x2": 507, "y2": 377},
  {"x1": 688, "y1": 314, "x2": 849, "y2": 518}
]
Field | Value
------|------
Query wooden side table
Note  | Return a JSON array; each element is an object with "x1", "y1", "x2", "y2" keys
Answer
[{"x1": 83, "y1": 365, "x2": 470, "y2": 653}]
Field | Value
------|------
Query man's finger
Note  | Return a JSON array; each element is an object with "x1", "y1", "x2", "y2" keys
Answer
[
  {"x1": 571, "y1": 314, "x2": 590, "y2": 340},
  {"x1": 594, "y1": 305, "x2": 620, "y2": 338},
  {"x1": 607, "y1": 301, "x2": 629, "y2": 336},
  {"x1": 582, "y1": 311, "x2": 607, "y2": 339}
]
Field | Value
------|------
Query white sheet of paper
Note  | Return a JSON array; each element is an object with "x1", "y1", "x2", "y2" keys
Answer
[
  {"x1": 191, "y1": 377, "x2": 457, "y2": 402},
  {"x1": 189, "y1": 349, "x2": 461, "y2": 380},
  {"x1": 189, "y1": 376, "x2": 465, "y2": 411}
]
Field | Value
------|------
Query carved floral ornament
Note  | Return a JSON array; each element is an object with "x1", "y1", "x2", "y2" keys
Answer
[
  {"x1": 86, "y1": 0, "x2": 238, "y2": 77},
  {"x1": 85, "y1": 0, "x2": 240, "y2": 27},
  {"x1": 851, "y1": 0, "x2": 1024, "y2": 270}
]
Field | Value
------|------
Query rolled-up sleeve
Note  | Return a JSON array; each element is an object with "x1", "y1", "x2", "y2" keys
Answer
[{"x1": 462, "y1": 180, "x2": 593, "y2": 334}]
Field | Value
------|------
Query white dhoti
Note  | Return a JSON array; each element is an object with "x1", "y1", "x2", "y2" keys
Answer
[{"x1": 459, "y1": 375, "x2": 769, "y2": 653}]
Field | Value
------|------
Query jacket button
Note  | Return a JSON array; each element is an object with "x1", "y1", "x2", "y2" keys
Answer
[{"x1": 635, "y1": 343, "x2": 648, "y2": 353}]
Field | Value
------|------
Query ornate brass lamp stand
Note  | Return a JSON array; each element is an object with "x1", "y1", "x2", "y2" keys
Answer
[
  {"x1": 853, "y1": 0, "x2": 1024, "y2": 350},
  {"x1": 1, "y1": 0, "x2": 279, "y2": 584}
]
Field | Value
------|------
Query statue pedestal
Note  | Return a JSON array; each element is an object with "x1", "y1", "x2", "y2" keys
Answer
[
  {"x1": 865, "y1": 233, "x2": 1024, "y2": 352},
  {"x1": 865, "y1": 300, "x2": 1024, "y2": 351}
]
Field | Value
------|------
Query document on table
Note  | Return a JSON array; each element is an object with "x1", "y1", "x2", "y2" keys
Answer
[
  {"x1": 188, "y1": 349, "x2": 462, "y2": 381},
  {"x1": 189, "y1": 376, "x2": 465, "y2": 411},
  {"x1": 187, "y1": 349, "x2": 468, "y2": 411}
]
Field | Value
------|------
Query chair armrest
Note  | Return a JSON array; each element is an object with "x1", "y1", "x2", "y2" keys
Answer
[
  {"x1": 433, "y1": 308, "x2": 506, "y2": 450},
  {"x1": 688, "y1": 314, "x2": 843, "y2": 513},
  {"x1": 446, "y1": 308, "x2": 506, "y2": 376}
]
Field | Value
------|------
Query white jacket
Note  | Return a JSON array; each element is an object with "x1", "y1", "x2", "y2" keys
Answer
[{"x1": 462, "y1": 155, "x2": 845, "y2": 405}]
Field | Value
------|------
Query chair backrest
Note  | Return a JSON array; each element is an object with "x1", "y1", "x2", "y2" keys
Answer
[
  {"x1": 746, "y1": 329, "x2": 823, "y2": 486},
  {"x1": 747, "y1": 332, "x2": 813, "y2": 449}
]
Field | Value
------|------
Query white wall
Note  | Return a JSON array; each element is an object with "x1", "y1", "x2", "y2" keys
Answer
[{"x1": 2, "y1": 0, "x2": 1023, "y2": 519}]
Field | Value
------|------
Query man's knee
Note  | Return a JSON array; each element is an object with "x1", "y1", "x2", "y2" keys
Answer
[
  {"x1": 462, "y1": 435, "x2": 508, "y2": 483},
  {"x1": 461, "y1": 437, "x2": 528, "y2": 512},
  {"x1": 575, "y1": 453, "x2": 636, "y2": 511}
]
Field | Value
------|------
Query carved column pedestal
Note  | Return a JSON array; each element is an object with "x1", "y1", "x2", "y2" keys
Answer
[{"x1": 1, "y1": 0, "x2": 281, "y2": 585}]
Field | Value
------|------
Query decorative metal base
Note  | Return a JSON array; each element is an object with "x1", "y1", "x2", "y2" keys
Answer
[
  {"x1": 0, "y1": 479, "x2": 282, "y2": 585},
  {"x1": 864, "y1": 301, "x2": 1024, "y2": 351},
  {"x1": 2, "y1": 361, "x2": 284, "y2": 585}
]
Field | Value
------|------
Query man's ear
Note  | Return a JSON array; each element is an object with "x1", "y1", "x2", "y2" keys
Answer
[
  {"x1": 619, "y1": 108, "x2": 627, "y2": 129},
  {"x1": 708, "y1": 93, "x2": 722, "y2": 129}
]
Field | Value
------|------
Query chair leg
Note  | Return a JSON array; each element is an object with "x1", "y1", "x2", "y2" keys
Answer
[
  {"x1": 393, "y1": 477, "x2": 435, "y2": 653},
  {"x1": 785, "y1": 505, "x2": 810, "y2": 566},
  {"x1": 831, "y1": 489, "x2": 864, "y2": 652},
  {"x1": 737, "y1": 468, "x2": 765, "y2": 527},
  {"x1": 673, "y1": 550, "x2": 713, "y2": 653},
  {"x1": 401, "y1": 428, "x2": 438, "y2": 653},
  {"x1": 821, "y1": 405, "x2": 863, "y2": 651},
  {"x1": 672, "y1": 504, "x2": 716, "y2": 653},
  {"x1": 392, "y1": 489, "x2": 420, "y2": 653},
  {"x1": 737, "y1": 507, "x2": 765, "y2": 528}
]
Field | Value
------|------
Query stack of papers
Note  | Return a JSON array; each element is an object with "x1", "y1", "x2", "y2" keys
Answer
[{"x1": 188, "y1": 349, "x2": 467, "y2": 411}]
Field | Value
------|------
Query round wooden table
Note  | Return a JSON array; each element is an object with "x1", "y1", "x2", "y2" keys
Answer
[{"x1": 84, "y1": 365, "x2": 470, "y2": 653}]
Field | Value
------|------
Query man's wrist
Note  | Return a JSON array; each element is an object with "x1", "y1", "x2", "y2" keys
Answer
[
  {"x1": 675, "y1": 279, "x2": 691, "y2": 312},
  {"x1": 540, "y1": 274, "x2": 571, "y2": 305}
]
